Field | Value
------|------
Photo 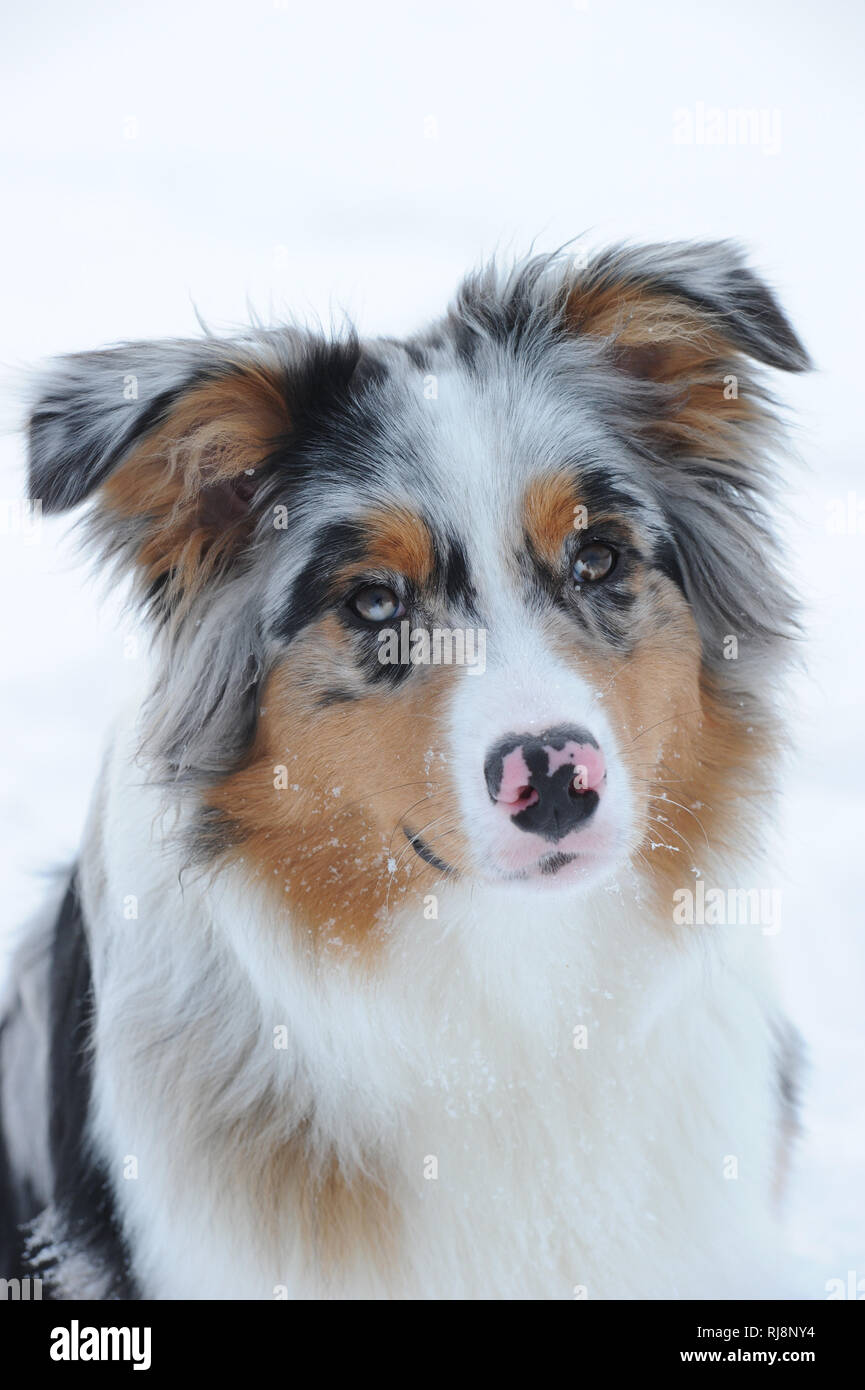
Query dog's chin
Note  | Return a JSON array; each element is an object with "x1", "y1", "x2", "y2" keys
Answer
[
  {"x1": 469, "y1": 818, "x2": 629, "y2": 893},
  {"x1": 404, "y1": 823, "x2": 628, "y2": 893},
  {"x1": 480, "y1": 847, "x2": 622, "y2": 893},
  {"x1": 462, "y1": 829, "x2": 628, "y2": 893}
]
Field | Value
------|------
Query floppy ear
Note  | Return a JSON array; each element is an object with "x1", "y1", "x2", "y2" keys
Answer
[
  {"x1": 564, "y1": 243, "x2": 811, "y2": 655},
  {"x1": 27, "y1": 339, "x2": 294, "y2": 614},
  {"x1": 566, "y1": 241, "x2": 811, "y2": 455}
]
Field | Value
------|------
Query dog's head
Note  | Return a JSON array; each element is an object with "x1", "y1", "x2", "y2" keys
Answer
[{"x1": 28, "y1": 243, "x2": 809, "y2": 945}]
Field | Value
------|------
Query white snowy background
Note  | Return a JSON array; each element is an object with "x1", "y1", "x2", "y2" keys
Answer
[{"x1": 0, "y1": 0, "x2": 862, "y2": 1295}]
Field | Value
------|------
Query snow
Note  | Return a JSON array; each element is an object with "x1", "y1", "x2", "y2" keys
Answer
[{"x1": 1, "y1": 0, "x2": 863, "y2": 1292}]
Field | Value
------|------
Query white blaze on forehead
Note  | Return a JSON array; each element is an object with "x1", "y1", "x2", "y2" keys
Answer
[{"x1": 408, "y1": 361, "x2": 590, "y2": 581}]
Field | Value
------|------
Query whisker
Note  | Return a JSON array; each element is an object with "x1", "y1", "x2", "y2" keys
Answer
[
  {"x1": 647, "y1": 793, "x2": 711, "y2": 847},
  {"x1": 394, "y1": 811, "x2": 461, "y2": 873},
  {"x1": 386, "y1": 813, "x2": 462, "y2": 909},
  {"x1": 387, "y1": 790, "x2": 443, "y2": 855},
  {"x1": 643, "y1": 813, "x2": 698, "y2": 861},
  {"x1": 627, "y1": 708, "x2": 703, "y2": 747}
]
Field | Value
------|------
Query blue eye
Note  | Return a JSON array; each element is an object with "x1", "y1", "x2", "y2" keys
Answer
[
  {"x1": 349, "y1": 584, "x2": 405, "y2": 623},
  {"x1": 573, "y1": 543, "x2": 616, "y2": 585}
]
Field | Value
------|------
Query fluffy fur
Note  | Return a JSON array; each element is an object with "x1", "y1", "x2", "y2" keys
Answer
[{"x1": 1, "y1": 242, "x2": 810, "y2": 1298}]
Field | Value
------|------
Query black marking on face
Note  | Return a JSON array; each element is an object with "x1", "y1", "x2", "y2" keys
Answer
[
  {"x1": 273, "y1": 519, "x2": 366, "y2": 645},
  {"x1": 574, "y1": 468, "x2": 645, "y2": 525},
  {"x1": 538, "y1": 851, "x2": 577, "y2": 875},
  {"x1": 521, "y1": 515, "x2": 641, "y2": 652},
  {"x1": 441, "y1": 535, "x2": 477, "y2": 613},
  {"x1": 571, "y1": 582, "x2": 637, "y2": 651},
  {"x1": 275, "y1": 509, "x2": 482, "y2": 693},
  {"x1": 362, "y1": 633, "x2": 417, "y2": 689},
  {"x1": 652, "y1": 536, "x2": 687, "y2": 596},
  {"x1": 316, "y1": 686, "x2": 360, "y2": 708},
  {"x1": 520, "y1": 531, "x2": 562, "y2": 604},
  {"x1": 402, "y1": 825, "x2": 457, "y2": 877}
]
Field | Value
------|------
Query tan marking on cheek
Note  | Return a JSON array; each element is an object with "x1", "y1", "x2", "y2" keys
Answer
[
  {"x1": 626, "y1": 665, "x2": 778, "y2": 916},
  {"x1": 568, "y1": 581, "x2": 778, "y2": 913},
  {"x1": 102, "y1": 368, "x2": 288, "y2": 600},
  {"x1": 205, "y1": 654, "x2": 470, "y2": 958}
]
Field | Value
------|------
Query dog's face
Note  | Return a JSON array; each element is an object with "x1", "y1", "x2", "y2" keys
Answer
[
  {"x1": 218, "y1": 364, "x2": 699, "y2": 904},
  {"x1": 28, "y1": 243, "x2": 808, "y2": 946}
]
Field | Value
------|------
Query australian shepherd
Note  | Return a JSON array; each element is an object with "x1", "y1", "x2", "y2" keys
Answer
[{"x1": 0, "y1": 242, "x2": 810, "y2": 1299}]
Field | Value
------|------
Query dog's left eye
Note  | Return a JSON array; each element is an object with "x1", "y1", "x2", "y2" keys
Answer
[
  {"x1": 349, "y1": 584, "x2": 405, "y2": 623},
  {"x1": 572, "y1": 542, "x2": 617, "y2": 585}
]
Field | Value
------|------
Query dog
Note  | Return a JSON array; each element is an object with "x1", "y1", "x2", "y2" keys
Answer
[{"x1": 0, "y1": 242, "x2": 810, "y2": 1299}]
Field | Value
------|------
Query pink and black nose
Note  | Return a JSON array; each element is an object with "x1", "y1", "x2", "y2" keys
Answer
[{"x1": 484, "y1": 726, "x2": 606, "y2": 841}]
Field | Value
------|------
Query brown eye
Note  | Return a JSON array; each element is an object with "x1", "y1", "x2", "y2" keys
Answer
[
  {"x1": 573, "y1": 543, "x2": 617, "y2": 585},
  {"x1": 349, "y1": 584, "x2": 405, "y2": 624}
]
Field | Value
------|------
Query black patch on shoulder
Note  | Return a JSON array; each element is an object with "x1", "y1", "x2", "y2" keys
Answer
[
  {"x1": 44, "y1": 877, "x2": 138, "y2": 1298},
  {"x1": 0, "y1": 1026, "x2": 38, "y2": 1282}
]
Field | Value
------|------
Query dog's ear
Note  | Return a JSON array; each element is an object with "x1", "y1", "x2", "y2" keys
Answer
[
  {"x1": 563, "y1": 244, "x2": 811, "y2": 657},
  {"x1": 27, "y1": 339, "x2": 294, "y2": 612},
  {"x1": 565, "y1": 241, "x2": 810, "y2": 452}
]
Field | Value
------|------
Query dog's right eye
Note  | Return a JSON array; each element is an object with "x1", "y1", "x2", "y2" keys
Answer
[{"x1": 348, "y1": 584, "x2": 405, "y2": 624}]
